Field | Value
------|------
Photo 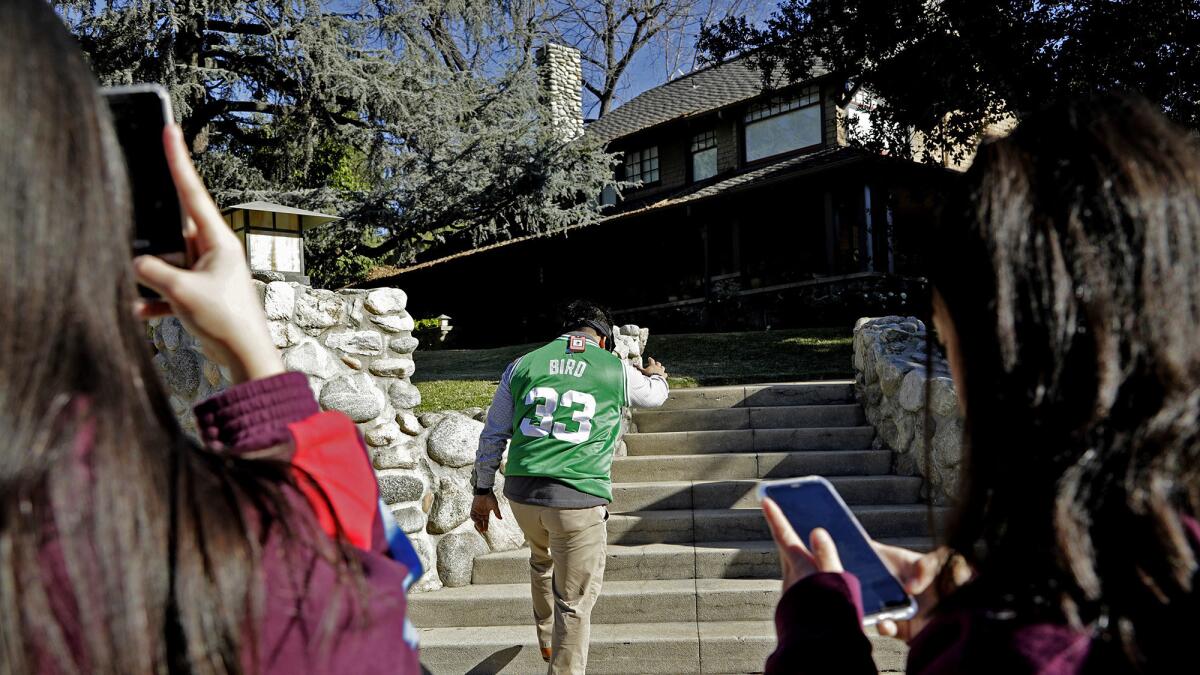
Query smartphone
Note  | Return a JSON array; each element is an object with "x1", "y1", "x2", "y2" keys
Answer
[
  {"x1": 757, "y1": 476, "x2": 917, "y2": 625},
  {"x1": 101, "y1": 84, "x2": 186, "y2": 295}
]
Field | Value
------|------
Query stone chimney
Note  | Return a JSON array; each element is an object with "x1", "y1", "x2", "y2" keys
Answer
[{"x1": 536, "y1": 43, "x2": 584, "y2": 141}]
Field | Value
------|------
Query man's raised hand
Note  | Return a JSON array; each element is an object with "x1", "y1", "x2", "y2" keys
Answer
[{"x1": 638, "y1": 357, "x2": 668, "y2": 378}]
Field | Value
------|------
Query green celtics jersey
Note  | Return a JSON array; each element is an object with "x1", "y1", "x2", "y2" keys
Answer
[{"x1": 505, "y1": 334, "x2": 626, "y2": 502}]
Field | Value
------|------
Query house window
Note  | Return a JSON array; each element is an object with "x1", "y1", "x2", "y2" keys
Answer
[
  {"x1": 624, "y1": 146, "x2": 659, "y2": 184},
  {"x1": 690, "y1": 130, "x2": 718, "y2": 182},
  {"x1": 743, "y1": 88, "x2": 821, "y2": 162}
]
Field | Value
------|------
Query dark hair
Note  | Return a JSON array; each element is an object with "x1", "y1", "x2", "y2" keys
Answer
[
  {"x1": 930, "y1": 94, "x2": 1200, "y2": 667},
  {"x1": 0, "y1": 3, "x2": 357, "y2": 673},
  {"x1": 561, "y1": 300, "x2": 614, "y2": 341}
]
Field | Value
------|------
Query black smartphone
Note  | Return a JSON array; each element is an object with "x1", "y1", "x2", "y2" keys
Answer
[
  {"x1": 101, "y1": 84, "x2": 185, "y2": 296},
  {"x1": 758, "y1": 476, "x2": 917, "y2": 625}
]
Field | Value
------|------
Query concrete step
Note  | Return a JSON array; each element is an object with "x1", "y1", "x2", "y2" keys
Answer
[
  {"x1": 417, "y1": 620, "x2": 908, "y2": 674},
  {"x1": 633, "y1": 404, "x2": 866, "y2": 433},
  {"x1": 418, "y1": 620, "x2": 700, "y2": 674},
  {"x1": 610, "y1": 476, "x2": 924, "y2": 512},
  {"x1": 470, "y1": 538, "x2": 937, "y2": 585},
  {"x1": 611, "y1": 450, "x2": 892, "y2": 483},
  {"x1": 696, "y1": 621, "x2": 910, "y2": 675},
  {"x1": 409, "y1": 578, "x2": 780, "y2": 628},
  {"x1": 624, "y1": 427, "x2": 877, "y2": 456},
  {"x1": 606, "y1": 506, "x2": 943, "y2": 546},
  {"x1": 656, "y1": 382, "x2": 855, "y2": 411}
]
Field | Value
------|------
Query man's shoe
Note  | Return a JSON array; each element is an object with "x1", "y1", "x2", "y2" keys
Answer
[{"x1": 541, "y1": 647, "x2": 552, "y2": 663}]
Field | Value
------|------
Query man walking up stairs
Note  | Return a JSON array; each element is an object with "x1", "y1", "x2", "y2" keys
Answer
[
  {"x1": 468, "y1": 301, "x2": 670, "y2": 674},
  {"x1": 415, "y1": 379, "x2": 941, "y2": 674}
]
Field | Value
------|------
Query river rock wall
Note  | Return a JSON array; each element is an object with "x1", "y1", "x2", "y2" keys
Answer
[{"x1": 852, "y1": 316, "x2": 963, "y2": 505}]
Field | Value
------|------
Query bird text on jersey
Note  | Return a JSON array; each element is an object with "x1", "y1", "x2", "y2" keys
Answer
[{"x1": 548, "y1": 358, "x2": 589, "y2": 378}]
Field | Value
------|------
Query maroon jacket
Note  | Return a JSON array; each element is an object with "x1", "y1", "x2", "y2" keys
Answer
[
  {"x1": 766, "y1": 519, "x2": 1200, "y2": 674},
  {"x1": 39, "y1": 372, "x2": 420, "y2": 674}
]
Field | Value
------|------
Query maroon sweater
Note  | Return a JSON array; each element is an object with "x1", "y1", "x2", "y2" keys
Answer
[
  {"x1": 38, "y1": 372, "x2": 420, "y2": 674},
  {"x1": 766, "y1": 519, "x2": 1200, "y2": 674}
]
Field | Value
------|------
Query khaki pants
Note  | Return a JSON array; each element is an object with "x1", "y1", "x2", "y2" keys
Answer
[{"x1": 509, "y1": 501, "x2": 608, "y2": 675}]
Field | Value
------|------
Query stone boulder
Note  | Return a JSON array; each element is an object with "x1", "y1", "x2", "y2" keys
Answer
[
  {"x1": 372, "y1": 441, "x2": 417, "y2": 470},
  {"x1": 263, "y1": 281, "x2": 295, "y2": 320},
  {"x1": 268, "y1": 320, "x2": 304, "y2": 349},
  {"x1": 409, "y1": 532, "x2": 441, "y2": 592},
  {"x1": 160, "y1": 317, "x2": 183, "y2": 350},
  {"x1": 293, "y1": 289, "x2": 344, "y2": 330},
  {"x1": 427, "y1": 414, "x2": 484, "y2": 468},
  {"x1": 418, "y1": 412, "x2": 445, "y2": 428},
  {"x1": 428, "y1": 477, "x2": 472, "y2": 534},
  {"x1": 377, "y1": 471, "x2": 425, "y2": 505},
  {"x1": 165, "y1": 347, "x2": 202, "y2": 398},
  {"x1": 325, "y1": 330, "x2": 383, "y2": 356},
  {"x1": 283, "y1": 340, "x2": 338, "y2": 380},
  {"x1": 371, "y1": 313, "x2": 415, "y2": 333},
  {"x1": 389, "y1": 380, "x2": 422, "y2": 411},
  {"x1": 897, "y1": 369, "x2": 927, "y2": 412},
  {"x1": 391, "y1": 505, "x2": 426, "y2": 534},
  {"x1": 390, "y1": 335, "x2": 420, "y2": 354},
  {"x1": 370, "y1": 358, "x2": 416, "y2": 378},
  {"x1": 365, "y1": 288, "x2": 408, "y2": 315},
  {"x1": 483, "y1": 499, "x2": 526, "y2": 552},
  {"x1": 436, "y1": 530, "x2": 489, "y2": 587},
  {"x1": 319, "y1": 372, "x2": 384, "y2": 423},
  {"x1": 365, "y1": 421, "x2": 402, "y2": 447},
  {"x1": 397, "y1": 411, "x2": 422, "y2": 436}
]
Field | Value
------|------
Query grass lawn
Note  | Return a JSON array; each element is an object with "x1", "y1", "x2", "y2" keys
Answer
[{"x1": 412, "y1": 328, "x2": 853, "y2": 413}]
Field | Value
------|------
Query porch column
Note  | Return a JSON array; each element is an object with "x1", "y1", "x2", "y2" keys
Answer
[
  {"x1": 862, "y1": 185, "x2": 875, "y2": 272},
  {"x1": 823, "y1": 190, "x2": 836, "y2": 274},
  {"x1": 884, "y1": 190, "x2": 896, "y2": 273}
]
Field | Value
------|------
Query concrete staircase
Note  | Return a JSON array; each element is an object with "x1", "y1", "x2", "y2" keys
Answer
[{"x1": 413, "y1": 382, "x2": 935, "y2": 674}]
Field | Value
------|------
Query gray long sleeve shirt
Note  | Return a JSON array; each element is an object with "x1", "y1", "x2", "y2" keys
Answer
[{"x1": 472, "y1": 334, "x2": 670, "y2": 507}]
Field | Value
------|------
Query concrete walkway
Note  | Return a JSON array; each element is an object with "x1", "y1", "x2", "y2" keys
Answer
[{"x1": 412, "y1": 382, "x2": 933, "y2": 674}]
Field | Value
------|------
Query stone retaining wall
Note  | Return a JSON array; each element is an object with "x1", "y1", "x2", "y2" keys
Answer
[
  {"x1": 149, "y1": 283, "x2": 648, "y2": 591},
  {"x1": 852, "y1": 316, "x2": 963, "y2": 505}
]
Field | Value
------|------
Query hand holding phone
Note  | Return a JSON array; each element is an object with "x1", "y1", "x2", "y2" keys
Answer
[
  {"x1": 759, "y1": 477, "x2": 918, "y2": 626},
  {"x1": 872, "y1": 541, "x2": 972, "y2": 641},
  {"x1": 762, "y1": 497, "x2": 845, "y2": 583}
]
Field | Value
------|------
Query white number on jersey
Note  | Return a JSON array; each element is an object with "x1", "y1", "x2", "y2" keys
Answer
[
  {"x1": 519, "y1": 386, "x2": 558, "y2": 437},
  {"x1": 518, "y1": 387, "x2": 596, "y2": 442}
]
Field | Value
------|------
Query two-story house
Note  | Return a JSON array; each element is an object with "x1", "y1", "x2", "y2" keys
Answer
[{"x1": 364, "y1": 45, "x2": 950, "y2": 345}]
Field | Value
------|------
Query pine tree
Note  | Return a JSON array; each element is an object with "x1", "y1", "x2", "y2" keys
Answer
[{"x1": 54, "y1": 0, "x2": 617, "y2": 287}]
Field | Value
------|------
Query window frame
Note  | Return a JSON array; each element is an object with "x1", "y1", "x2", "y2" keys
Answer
[
  {"x1": 623, "y1": 145, "x2": 660, "y2": 186},
  {"x1": 740, "y1": 87, "x2": 824, "y2": 165},
  {"x1": 689, "y1": 129, "x2": 719, "y2": 183}
]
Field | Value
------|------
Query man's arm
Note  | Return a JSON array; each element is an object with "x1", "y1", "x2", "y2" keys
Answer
[
  {"x1": 625, "y1": 357, "x2": 670, "y2": 408},
  {"x1": 471, "y1": 359, "x2": 519, "y2": 492}
]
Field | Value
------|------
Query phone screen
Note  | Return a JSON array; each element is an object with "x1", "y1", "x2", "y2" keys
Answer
[
  {"x1": 103, "y1": 88, "x2": 185, "y2": 260},
  {"x1": 762, "y1": 479, "x2": 913, "y2": 622}
]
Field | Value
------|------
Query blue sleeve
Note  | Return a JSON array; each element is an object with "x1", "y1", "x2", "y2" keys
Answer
[{"x1": 472, "y1": 359, "x2": 519, "y2": 490}]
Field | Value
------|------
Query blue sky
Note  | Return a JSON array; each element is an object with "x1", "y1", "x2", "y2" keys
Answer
[{"x1": 580, "y1": 0, "x2": 777, "y2": 118}]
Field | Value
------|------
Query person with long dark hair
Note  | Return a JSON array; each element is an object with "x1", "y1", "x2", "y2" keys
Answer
[
  {"x1": 0, "y1": 2, "x2": 419, "y2": 673},
  {"x1": 762, "y1": 94, "x2": 1200, "y2": 673}
]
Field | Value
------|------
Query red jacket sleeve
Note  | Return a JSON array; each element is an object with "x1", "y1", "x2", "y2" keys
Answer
[
  {"x1": 286, "y1": 411, "x2": 385, "y2": 553},
  {"x1": 766, "y1": 572, "x2": 878, "y2": 674},
  {"x1": 194, "y1": 372, "x2": 386, "y2": 553}
]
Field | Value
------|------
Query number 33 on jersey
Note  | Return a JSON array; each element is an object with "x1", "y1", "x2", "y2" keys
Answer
[{"x1": 505, "y1": 334, "x2": 627, "y2": 502}]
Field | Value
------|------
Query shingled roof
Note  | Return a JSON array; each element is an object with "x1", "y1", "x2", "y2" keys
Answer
[{"x1": 585, "y1": 56, "x2": 828, "y2": 144}]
